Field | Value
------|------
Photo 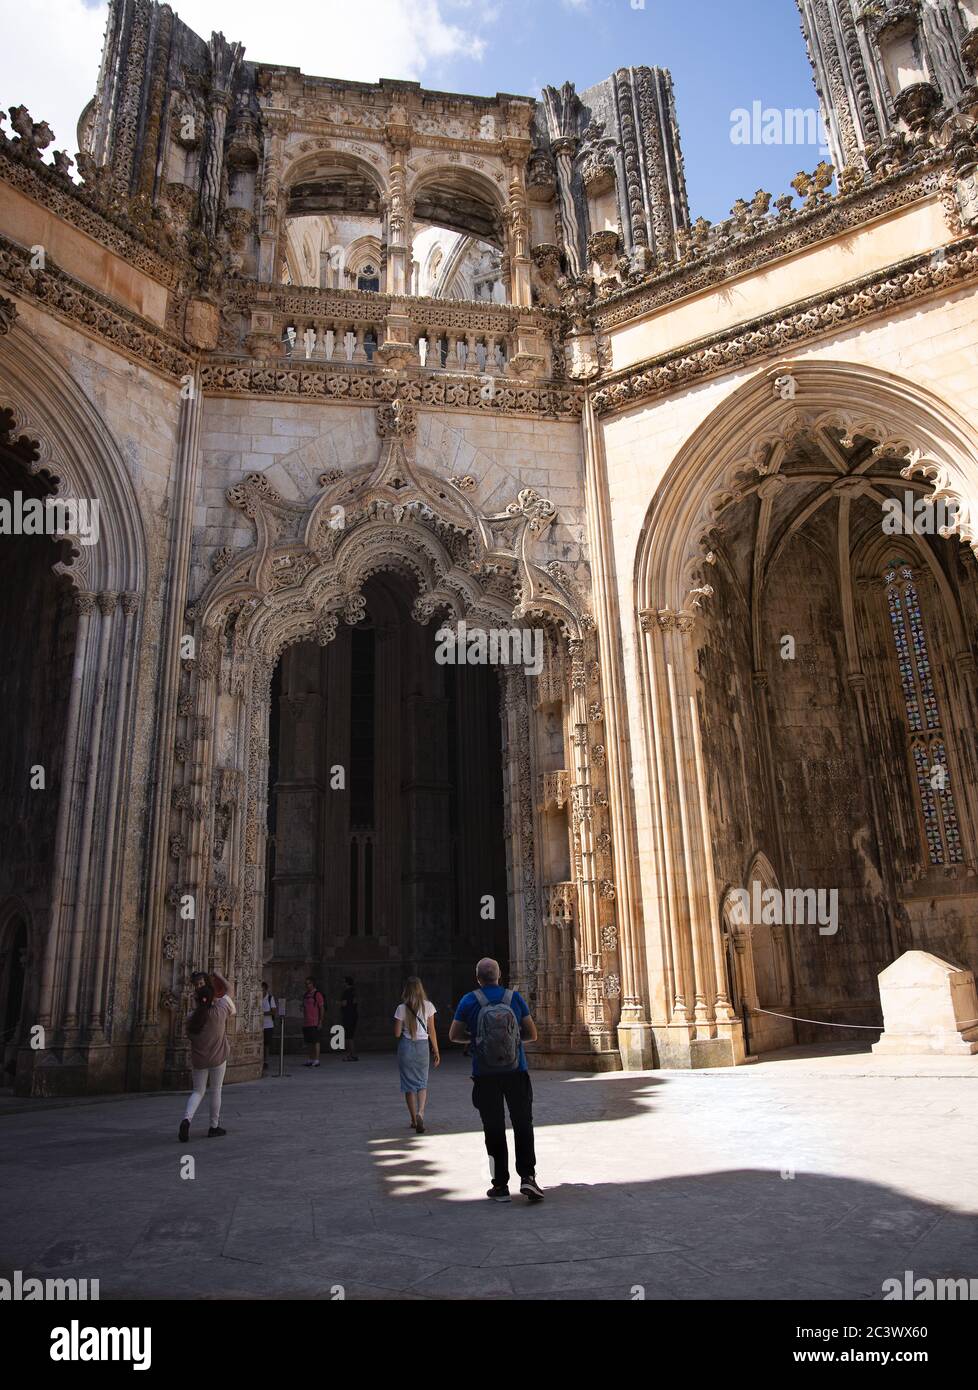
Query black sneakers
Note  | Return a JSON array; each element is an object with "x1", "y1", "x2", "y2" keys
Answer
[
  {"x1": 487, "y1": 1177, "x2": 544, "y2": 1202},
  {"x1": 179, "y1": 1120, "x2": 228, "y2": 1140}
]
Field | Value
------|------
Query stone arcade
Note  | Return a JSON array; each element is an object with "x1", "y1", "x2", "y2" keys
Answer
[{"x1": 2, "y1": 0, "x2": 978, "y2": 1093}]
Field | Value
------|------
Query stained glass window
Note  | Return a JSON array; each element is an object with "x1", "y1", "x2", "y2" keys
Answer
[{"x1": 884, "y1": 561, "x2": 963, "y2": 865}]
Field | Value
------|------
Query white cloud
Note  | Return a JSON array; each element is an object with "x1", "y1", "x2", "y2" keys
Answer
[
  {"x1": 0, "y1": 0, "x2": 108, "y2": 154},
  {"x1": 0, "y1": 0, "x2": 495, "y2": 162}
]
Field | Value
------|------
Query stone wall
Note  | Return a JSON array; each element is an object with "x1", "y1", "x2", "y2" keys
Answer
[{"x1": 192, "y1": 397, "x2": 586, "y2": 600}]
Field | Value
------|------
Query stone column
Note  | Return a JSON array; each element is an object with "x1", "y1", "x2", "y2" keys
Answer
[
  {"x1": 37, "y1": 590, "x2": 95, "y2": 1029},
  {"x1": 199, "y1": 33, "x2": 243, "y2": 236},
  {"x1": 551, "y1": 136, "x2": 582, "y2": 278},
  {"x1": 133, "y1": 375, "x2": 203, "y2": 1085},
  {"x1": 638, "y1": 605, "x2": 743, "y2": 1068},
  {"x1": 579, "y1": 396, "x2": 652, "y2": 1068},
  {"x1": 504, "y1": 145, "x2": 533, "y2": 307},
  {"x1": 384, "y1": 122, "x2": 412, "y2": 296},
  {"x1": 62, "y1": 591, "x2": 118, "y2": 1036},
  {"x1": 88, "y1": 592, "x2": 141, "y2": 1034},
  {"x1": 568, "y1": 675, "x2": 602, "y2": 1036},
  {"x1": 257, "y1": 114, "x2": 290, "y2": 285},
  {"x1": 500, "y1": 669, "x2": 539, "y2": 1001}
]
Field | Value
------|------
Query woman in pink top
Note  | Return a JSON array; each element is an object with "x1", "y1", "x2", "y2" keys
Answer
[{"x1": 303, "y1": 977, "x2": 325, "y2": 1068}]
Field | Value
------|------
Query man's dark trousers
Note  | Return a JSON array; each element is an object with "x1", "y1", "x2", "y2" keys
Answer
[{"x1": 471, "y1": 1071, "x2": 535, "y2": 1186}]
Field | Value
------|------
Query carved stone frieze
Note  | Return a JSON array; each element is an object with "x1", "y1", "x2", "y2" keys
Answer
[
  {"x1": 591, "y1": 160, "x2": 948, "y2": 330},
  {"x1": 0, "y1": 234, "x2": 193, "y2": 380},
  {"x1": 199, "y1": 362, "x2": 582, "y2": 420},
  {"x1": 0, "y1": 145, "x2": 180, "y2": 287},
  {"x1": 595, "y1": 235, "x2": 978, "y2": 415}
]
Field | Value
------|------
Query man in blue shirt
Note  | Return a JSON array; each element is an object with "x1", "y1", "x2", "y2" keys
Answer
[{"x1": 450, "y1": 957, "x2": 544, "y2": 1203}]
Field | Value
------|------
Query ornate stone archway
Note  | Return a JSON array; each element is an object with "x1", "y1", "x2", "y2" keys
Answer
[
  {"x1": 632, "y1": 359, "x2": 978, "y2": 1068},
  {"x1": 0, "y1": 309, "x2": 148, "y2": 1093},
  {"x1": 160, "y1": 402, "x2": 624, "y2": 1076}
]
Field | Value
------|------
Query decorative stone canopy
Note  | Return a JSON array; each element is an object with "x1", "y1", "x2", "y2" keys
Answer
[{"x1": 199, "y1": 402, "x2": 590, "y2": 658}]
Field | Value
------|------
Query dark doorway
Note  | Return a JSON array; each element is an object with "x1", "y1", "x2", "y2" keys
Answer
[
  {"x1": 0, "y1": 435, "x2": 77, "y2": 1078},
  {"x1": 0, "y1": 917, "x2": 28, "y2": 1083},
  {"x1": 263, "y1": 574, "x2": 509, "y2": 1045}
]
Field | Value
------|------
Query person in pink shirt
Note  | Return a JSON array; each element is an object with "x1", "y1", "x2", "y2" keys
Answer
[{"x1": 303, "y1": 977, "x2": 325, "y2": 1068}]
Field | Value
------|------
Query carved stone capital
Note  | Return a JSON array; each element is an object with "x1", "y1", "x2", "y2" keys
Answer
[
  {"x1": 893, "y1": 82, "x2": 942, "y2": 138},
  {"x1": 639, "y1": 606, "x2": 695, "y2": 635}
]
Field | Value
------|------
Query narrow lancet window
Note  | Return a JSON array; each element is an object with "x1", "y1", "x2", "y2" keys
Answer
[{"x1": 884, "y1": 562, "x2": 963, "y2": 865}]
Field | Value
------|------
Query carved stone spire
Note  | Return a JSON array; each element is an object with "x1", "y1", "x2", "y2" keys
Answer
[
  {"x1": 199, "y1": 32, "x2": 244, "y2": 236},
  {"x1": 796, "y1": 0, "x2": 974, "y2": 170},
  {"x1": 542, "y1": 81, "x2": 584, "y2": 277}
]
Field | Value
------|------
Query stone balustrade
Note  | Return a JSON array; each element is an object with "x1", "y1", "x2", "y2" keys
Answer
[{"x1": 225, "y1": 282, "x2": 556, "y2": 378}]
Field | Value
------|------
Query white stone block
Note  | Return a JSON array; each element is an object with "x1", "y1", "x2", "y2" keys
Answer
[{"x1": 873, "y1": 950, "x2": 978, "y2": 1056}]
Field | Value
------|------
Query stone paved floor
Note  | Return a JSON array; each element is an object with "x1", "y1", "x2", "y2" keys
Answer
[{"x1": 1, "y1": 1046, "x2": 976, "y2": 1300}]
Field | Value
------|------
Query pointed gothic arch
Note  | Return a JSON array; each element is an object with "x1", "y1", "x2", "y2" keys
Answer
[
  {"x1": 635, "y1": 359, "x2": 978, "y2": 620},
  {"x1": 156, "y1": 402, "x2": 623, "y2": 1078},
  {"x1": 0, "y1": 314, "x2": 148, "y2": 1092},
  {"x1": 634, "y1": 358, "x2": 978, "y2": 1066},
  {"x1": 0, "y1": 322, "x2": 148, "y2": 596}
]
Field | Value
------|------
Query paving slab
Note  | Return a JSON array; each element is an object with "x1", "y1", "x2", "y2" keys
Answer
[{"x1": 1, "y1": 1048, "x2": 976, "y2": 1300}]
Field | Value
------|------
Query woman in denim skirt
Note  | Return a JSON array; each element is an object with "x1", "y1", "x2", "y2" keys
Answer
[{"x1": 393, "y1": 977, "x2": 440, "y2": 1133}]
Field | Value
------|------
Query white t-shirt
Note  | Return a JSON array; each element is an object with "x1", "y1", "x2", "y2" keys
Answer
[
  {"x1": 261, "y1": 993, "x2": 277, "y2": 1030},
  {"x1": 395, "y1": 1000, "x2": 436, "y2": 1039}
]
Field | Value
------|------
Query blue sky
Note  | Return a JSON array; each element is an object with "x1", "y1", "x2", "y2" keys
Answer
[
  {"x1": 434, "y1": 0, "x2": 824, "y2": 223},
  {"x1": 0, "y1": 0, "x2": 825, "y2": 223}
]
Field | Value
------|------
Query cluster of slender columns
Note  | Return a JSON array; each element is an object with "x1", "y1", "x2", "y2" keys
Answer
[{"x1": 38, "y1": 588, "x2": 141, "y2": 1045}]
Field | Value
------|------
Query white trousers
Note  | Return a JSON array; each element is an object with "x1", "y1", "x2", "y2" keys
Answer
[{"x1": 183, "y1": 1061, "x2": 227, "y2": 1127}]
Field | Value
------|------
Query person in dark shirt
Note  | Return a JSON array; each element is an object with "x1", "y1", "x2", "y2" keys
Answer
[{"x1": 450, "y1": 957, "x2": 543, "y2": 1204}]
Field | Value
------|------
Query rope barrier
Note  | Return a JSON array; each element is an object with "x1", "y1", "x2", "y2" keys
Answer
[{"x1": 749, "y1": 1006, "x2": 881, "y2": 1030}]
